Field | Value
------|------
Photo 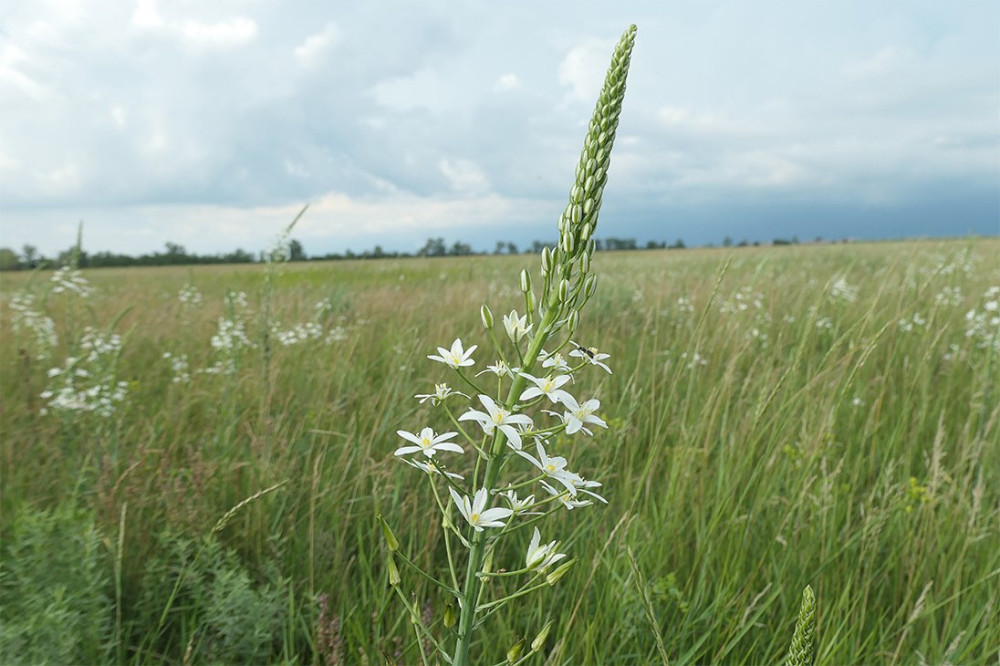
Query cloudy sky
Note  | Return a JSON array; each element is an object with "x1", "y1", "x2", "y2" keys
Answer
[{"x1": 1, "y1": 1, "x2": 997, "y2": 257}]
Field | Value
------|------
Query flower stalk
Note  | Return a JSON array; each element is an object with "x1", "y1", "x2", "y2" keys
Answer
[{"x1": 383, "y1": 24, "x2": 636, "y2": 666}]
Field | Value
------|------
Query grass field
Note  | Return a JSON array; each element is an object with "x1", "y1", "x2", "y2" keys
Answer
[{"x1": 1, "y1": 238, "x2": 998, "y2": 664}]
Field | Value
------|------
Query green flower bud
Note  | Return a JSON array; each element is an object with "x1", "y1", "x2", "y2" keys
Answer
[
  {"x1": 568, "y1": 310, "x2": 580, "y2": 334},
  {"x1": 378, "y1": 515, "x2": 399, "y2": 552},
  {"x1": 546, "y1": 559, "x2": 575, "y2": 585},
  {"x1": 387, "y1": 553, "x2": 400, "y2": 587},
  {"x1": 520, "y1": 269, "x2": 531, "y2": 294},
  {"x1": 541, "y1": 246, "x2": 552, "y2": 274},
  {"x1": 584, "y1": 274, "x2": 598, "y2": 299},
  {"x1": 579, "y1": 252, "x2": 590, "y2": 274},
  {"x1": 558, "y1": 279, "x2": 570, "y2": 303},
  {"x1": 507, "y1": 638, "x2": 525, "y2": 664},
  {"x1": 531, "y1": 620, "x2": 554, "y2": 653},
  {"x1": 562, "y1": 232, "x2": 576, "y2": 255},
  {"x1": 481, "y1": 304, "x2": 494, "y2": 330},
  {"x1": 443, "y1": 603, "x2": 457, "y2": 628}
]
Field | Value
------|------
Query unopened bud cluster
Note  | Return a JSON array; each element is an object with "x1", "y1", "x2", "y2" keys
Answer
[{"x1": 534, "y1": 25, "x2": 637, "y2": 330}]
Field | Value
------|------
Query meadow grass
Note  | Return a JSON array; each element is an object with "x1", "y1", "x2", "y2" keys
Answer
[{"x1": 1, "y1": 238, "x2": 998, "y2": 664}]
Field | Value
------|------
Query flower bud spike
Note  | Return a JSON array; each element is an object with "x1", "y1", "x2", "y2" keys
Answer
[{"x1": 481, "y1": 304, "x2": 494, "y2": 330}]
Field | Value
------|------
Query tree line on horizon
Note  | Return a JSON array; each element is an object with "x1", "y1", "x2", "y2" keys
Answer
[{"x1": 0, "y1": 235, "x2": 826, "y2": 271}]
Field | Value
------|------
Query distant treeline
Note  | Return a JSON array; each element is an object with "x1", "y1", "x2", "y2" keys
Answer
[{"x1": 0, "y1": 235, "x2": 828, "y2": 271}]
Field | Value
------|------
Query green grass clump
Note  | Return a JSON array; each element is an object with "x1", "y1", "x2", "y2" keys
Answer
[{"x1": 0, "y1": 238, "x2": 998, "y2": 663}]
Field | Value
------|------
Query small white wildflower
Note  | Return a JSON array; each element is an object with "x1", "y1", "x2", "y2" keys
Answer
[
  {"x1": 500, "y1": 489, "x2": 535, "y2": 512},
  {"x1": 428, "y1": 338, "x2": 478, "y2": 369},
  {"x1": 478, "y1": 360, "x2": 515, "y2": 378},
  {"x1": 518, "y1": 373, "x2": 576, "y2": 406},
  {"x1": 517, "y1": 442, "x2": 581, "y2": 495},
  {"x1": 525, "y1": 528, "x2": 566, "y2": 570},
  {"x1": 415, "y1": 383, "x2": 464, "y2": 405},
  {"x1": 448, "y1": 487, "x2": 513, "y2": 532},
  {"x1": 459, "y1": 395, "x2": 533, "y2": 450},
  {"x1": 394, "y1": 427, "x2": 464, "y2": 458},
  {"x1": 568, "y1": 344, "x2": 612, "y2": 373},
  {"x1": 539, "y1": 350, "x2": 570, "y2": 373},
  {"x1": 400, "y1": 457, "x2": 464, "y2": 480},
  {"x1": 560, "y1": 397, "x2": 608, "y2": 435},
  {"x1": 502, "y1": 310, "x2": 533, "y2": 342}
]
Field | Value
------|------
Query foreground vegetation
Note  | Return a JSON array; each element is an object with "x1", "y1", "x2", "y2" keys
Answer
[{"x1": 1, "y1": 238, "x2": 998, "y2": 664}]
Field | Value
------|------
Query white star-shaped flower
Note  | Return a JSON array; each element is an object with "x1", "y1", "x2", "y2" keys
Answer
[
  {"x1": 539, "y1": 350, "x2": 571, "y2": 373},
  {"x1": 458, "y1": 395, "x2": 533, "y2": 450},
  {"x1": 428, "y1": 338, "x2": 477, "y2": 369},
  {"x1": 414, "y1": 383, "x2": 465, "y2": 405},
  {"x1": 525, "y1": 528, "x2": 567, "y2": 570},
  {"x1": 569, "y1": 344, "x2": 613, "y2": 374},
  {"x1": 519, "y1": 373, "x2": 576, "y2": 406},
  {"x1": 400, "y1": 457, "x2": 464, "y2": 480},
  {"x1": 449, "y1": 487, "x2": 513, "y2": 532},
  {"x1": 562, "y1": 397, "x2": 608, "y2": 435},
  {"x1": 517, "y1": 441, "x2": 581, "y2": 494},
  {"x1": 394, "y1": 427, "x2": 464, "y2": 458},
  {"x1": 502, "y1": 310, "x2": 533, "y2": 342}
]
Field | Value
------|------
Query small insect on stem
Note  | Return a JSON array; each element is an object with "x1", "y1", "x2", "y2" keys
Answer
[{"x1": 571, "y1": 341, "x2": 596, "y2": 360}]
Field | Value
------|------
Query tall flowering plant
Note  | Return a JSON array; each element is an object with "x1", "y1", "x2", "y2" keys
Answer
[{"x1": 381, "y1": 25, "x2": 636, "y2": 665}]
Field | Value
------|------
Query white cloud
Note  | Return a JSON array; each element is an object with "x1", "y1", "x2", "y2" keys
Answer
[
  {"x1": 131, "y1": 0, "x2": 257, "y2": 48},
  {"x1": 178, "y1": 17, "x2": 257, "y2": 47},
  {"x1": 294, "y1": 22, "x2": 342, "y2": 67},
  {"x1": 0, "y1": 44, "x2": 49, "y2": 99},
  {"x1": 558, "y1": 38, "x2": 611, "y2": 101},
  {"x1": 841, "y1": 47, "x2": 914, "y2": 81},
  {"x1": 439, "y1": 158, "x2": 490, "y2": 195},
  {"x1": 494, "y1": 73, "x2": 520, "y2": 92}
]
